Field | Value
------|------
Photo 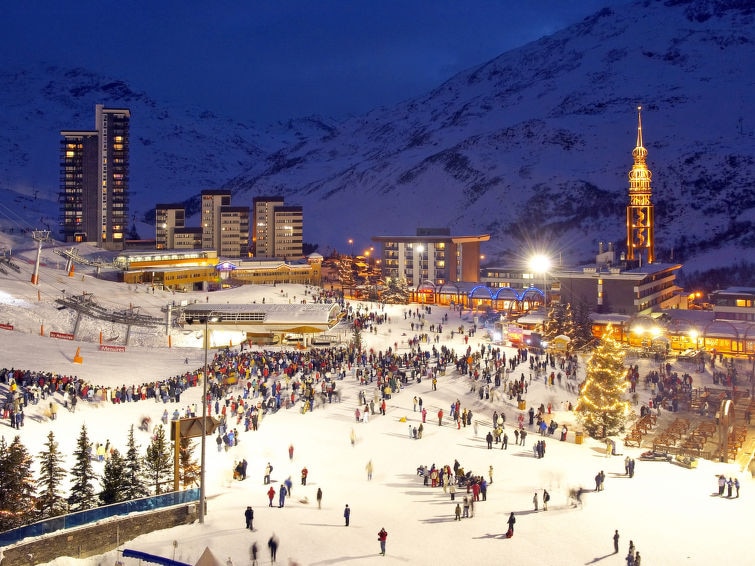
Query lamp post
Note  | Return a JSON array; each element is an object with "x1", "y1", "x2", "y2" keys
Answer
[
  {"x1": 689, "y1": 329, "x2": 699, "y2": 351},
  {"x1": 199, "y1": 314, "x2": 219, "y2": 524},
  {"x1": 416, "y1": 245, "x2": 424, "y2": 301},
  {"x1": 530, "y1": 254, "x2": 551, "y2": 309},
  {"x1": 416, "y1": 244, "x2": 424, "y2": 283}
]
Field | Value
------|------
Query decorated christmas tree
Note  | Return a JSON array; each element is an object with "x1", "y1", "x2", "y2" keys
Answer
[
  {"x1": 542, "y1": 303, "x2": 576, "y2": 343},
  {"x1": 576, "y1": 326, "x2": 630, "y2": 438},
  {"x1": 381, "y1": 277, "x2": 410, "y2": 305}
]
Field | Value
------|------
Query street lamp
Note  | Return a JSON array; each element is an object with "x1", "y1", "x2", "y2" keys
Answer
[
  {"x1": 530, "y1": 254, "x2": 551, "y2": 309},
  {"x1": 689, "y1": 329, "x2": 699, "y2": 350},
  {"x1": 416, "y1": 245, "x2": 424, "y2": 285},
  {"x1": 199, "y1": 314, "x2": 219, "y2": 524}
]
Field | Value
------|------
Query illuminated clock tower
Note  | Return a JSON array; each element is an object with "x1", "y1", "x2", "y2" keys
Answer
[{"x1": 626, "y1": 106, "x2": 654, "y2": 264}]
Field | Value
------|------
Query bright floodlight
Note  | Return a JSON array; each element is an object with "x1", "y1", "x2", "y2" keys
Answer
[
  {"x1": 530, "y1": 254, "x2": 551, "y2": 274},
  {"x1": 416, "y1": 245, "x2": 424, "y2": 253}
]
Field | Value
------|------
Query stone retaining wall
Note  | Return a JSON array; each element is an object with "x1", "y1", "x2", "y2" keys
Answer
[{"x1": 0, "y1": 503, "x2": 198, "y2": 566}]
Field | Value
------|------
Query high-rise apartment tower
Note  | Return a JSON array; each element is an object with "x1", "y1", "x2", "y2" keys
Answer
[
  {"x1": 252, "y1": 196, "x2": 303, "y2": 259},
  {"x1": 60, "y1": 105, "x2": 130, "y2": 250}
]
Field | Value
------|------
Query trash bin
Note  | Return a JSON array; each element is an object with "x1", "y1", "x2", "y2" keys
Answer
[
  {"x1": 518, "y1": 400, "x2": 526, "y2": 410},
  {"x1": 575, "y1": 431, "x2": 584, "y2": 445}
]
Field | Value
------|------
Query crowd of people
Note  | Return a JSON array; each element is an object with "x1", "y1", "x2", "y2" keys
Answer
[{"x1": 2, "y1": 292, "x2": 748, "y2": 565}]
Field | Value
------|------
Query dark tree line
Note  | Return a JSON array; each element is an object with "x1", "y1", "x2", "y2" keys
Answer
[{"x1": 0, "y1": 424, "x2": 197, "y2": 532}]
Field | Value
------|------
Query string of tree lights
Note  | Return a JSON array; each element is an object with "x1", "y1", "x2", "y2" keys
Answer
[{"x1": 576, "y1": 325, "x2": 631, "y2": 438}]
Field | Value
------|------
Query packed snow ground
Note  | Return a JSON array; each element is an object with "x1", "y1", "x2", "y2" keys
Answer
[{"x1": 0, "y1": 240, "x2": 750, "y2": 566}]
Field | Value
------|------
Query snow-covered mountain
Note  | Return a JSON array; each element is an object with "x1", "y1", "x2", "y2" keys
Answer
[{"x1": 1, "y1": 0, "x2": 753, "y2": 278}]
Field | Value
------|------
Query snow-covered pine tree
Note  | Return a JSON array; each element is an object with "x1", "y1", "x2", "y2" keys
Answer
[
  {"x1": 37, "y1": 431, "x2": 67, "y2": 519},
  {"x1": 144, "y1": 425, "x2": 173, "y2": 494},
  {"x1": 571, "y1": 302, "x2": 595, "y2": 350},
  {"x1": 575, "y1": 326, "x2": 630, "y2": 438},
  {"x1": 123, "y1": 425, "x2": 149, "y2": 500},
  {"x1": 100, "y1": 448, "x2": 128, "y2": 505},
  {"x1": 179, "y1": 438, "x2": 200, "y2": 489},
  {"x1": 0, "y1": 435, "x2": 37, "y2": 530},
  {"x1": 68, "y1": 424, "x2": 99, "y2": 512}
]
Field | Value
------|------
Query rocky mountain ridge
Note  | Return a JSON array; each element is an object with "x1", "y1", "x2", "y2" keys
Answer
[{"x1": 0, "y1": 0, "x2": 753, "y2": 283}]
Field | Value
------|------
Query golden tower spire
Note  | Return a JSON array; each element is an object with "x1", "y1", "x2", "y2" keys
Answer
[
  {"x1": 626, "y1": 106, "x2": 655, "y2": 264},
  {"x1": 635, "y1": 106, "x2": 644, "y2": 152}
]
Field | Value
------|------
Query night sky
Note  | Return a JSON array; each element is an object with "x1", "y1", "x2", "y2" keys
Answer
[{"x1": 2, "y1": 1, "x2": 628, "y2": 123}]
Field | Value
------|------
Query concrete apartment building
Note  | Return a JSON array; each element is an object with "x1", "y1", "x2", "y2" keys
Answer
[
  {"x1": 252, "y1": 196, "x2": 303, "y2": 259},
  {"x1": 156, "y1": 191, "x2": 249, "y2": 258},
  {"x1": 201, "y1": 190, "x2": 232, "y2": 251},
  {"x1": 173, "y1": 227, "x2": 203, "y2": 250},
  {"x1": 219, "y1": 206, "x2": 250, "y2": 258},
  {"x1": 155, "y1": 204, "x2": 185, "y2": 249},
  {"x1": 372, "y1": 227, "x2": 490, "y2": 287},
  {"x1": 60, "y1": 105, "x2": 130, "y2": 250},
  {"x1": 554, "y1": 253, "x2": 682, "y2": 315}
]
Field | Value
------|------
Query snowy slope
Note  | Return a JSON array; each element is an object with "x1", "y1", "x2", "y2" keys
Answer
[{"x1": 0, "y1": 233, "x2": 751, "y2": 566}]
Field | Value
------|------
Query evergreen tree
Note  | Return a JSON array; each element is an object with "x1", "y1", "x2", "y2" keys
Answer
[
  {"x1": 68, "y1": 424, "x2": 99, "y2": 512},
  {"x1": 123, "y1": 426, "x2": 149, "y2": 500},
  {"x1": 127, "y1": 217, "x2": 141, "y2": 240},
  {"x1": 100, "y1": 449, "x2": 128, "y2": 505},
  {"x1": 561, "y1": 303, "x2": 576, "y2": 340},
  {"x1": 144, "y1": 425, "x2": 173, "y2": 494},
  {"x1": 336, "y1": 255, "x2": 356, "y2": 288},
  {"x1": 367, "y1": 280, "x2": 380, "y2": 302},
  {"x1": 575, "y1": 326, "x2": 631, "y2": 438},
  {"x1": 37, "y1": 431, "x2": 67, "y2": 519},
  {"x1": 381, "y1": 277, "x2": 410, "y2": 304},
  {"x1": 571, "y1": 302, "x2": 595, "y2": 350},
  {"x1": 541, "y1": 303, "x2": 564, "y2": 342},
  {"x1": 542, "y1": 303, "x2": 576, "y2": 343},
  {"x1": 179, "y1": 438, "x2": 200, "y2": 489},
  {"x1": 0, "y1": 436, "x2": 37, "y2": 530}
]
